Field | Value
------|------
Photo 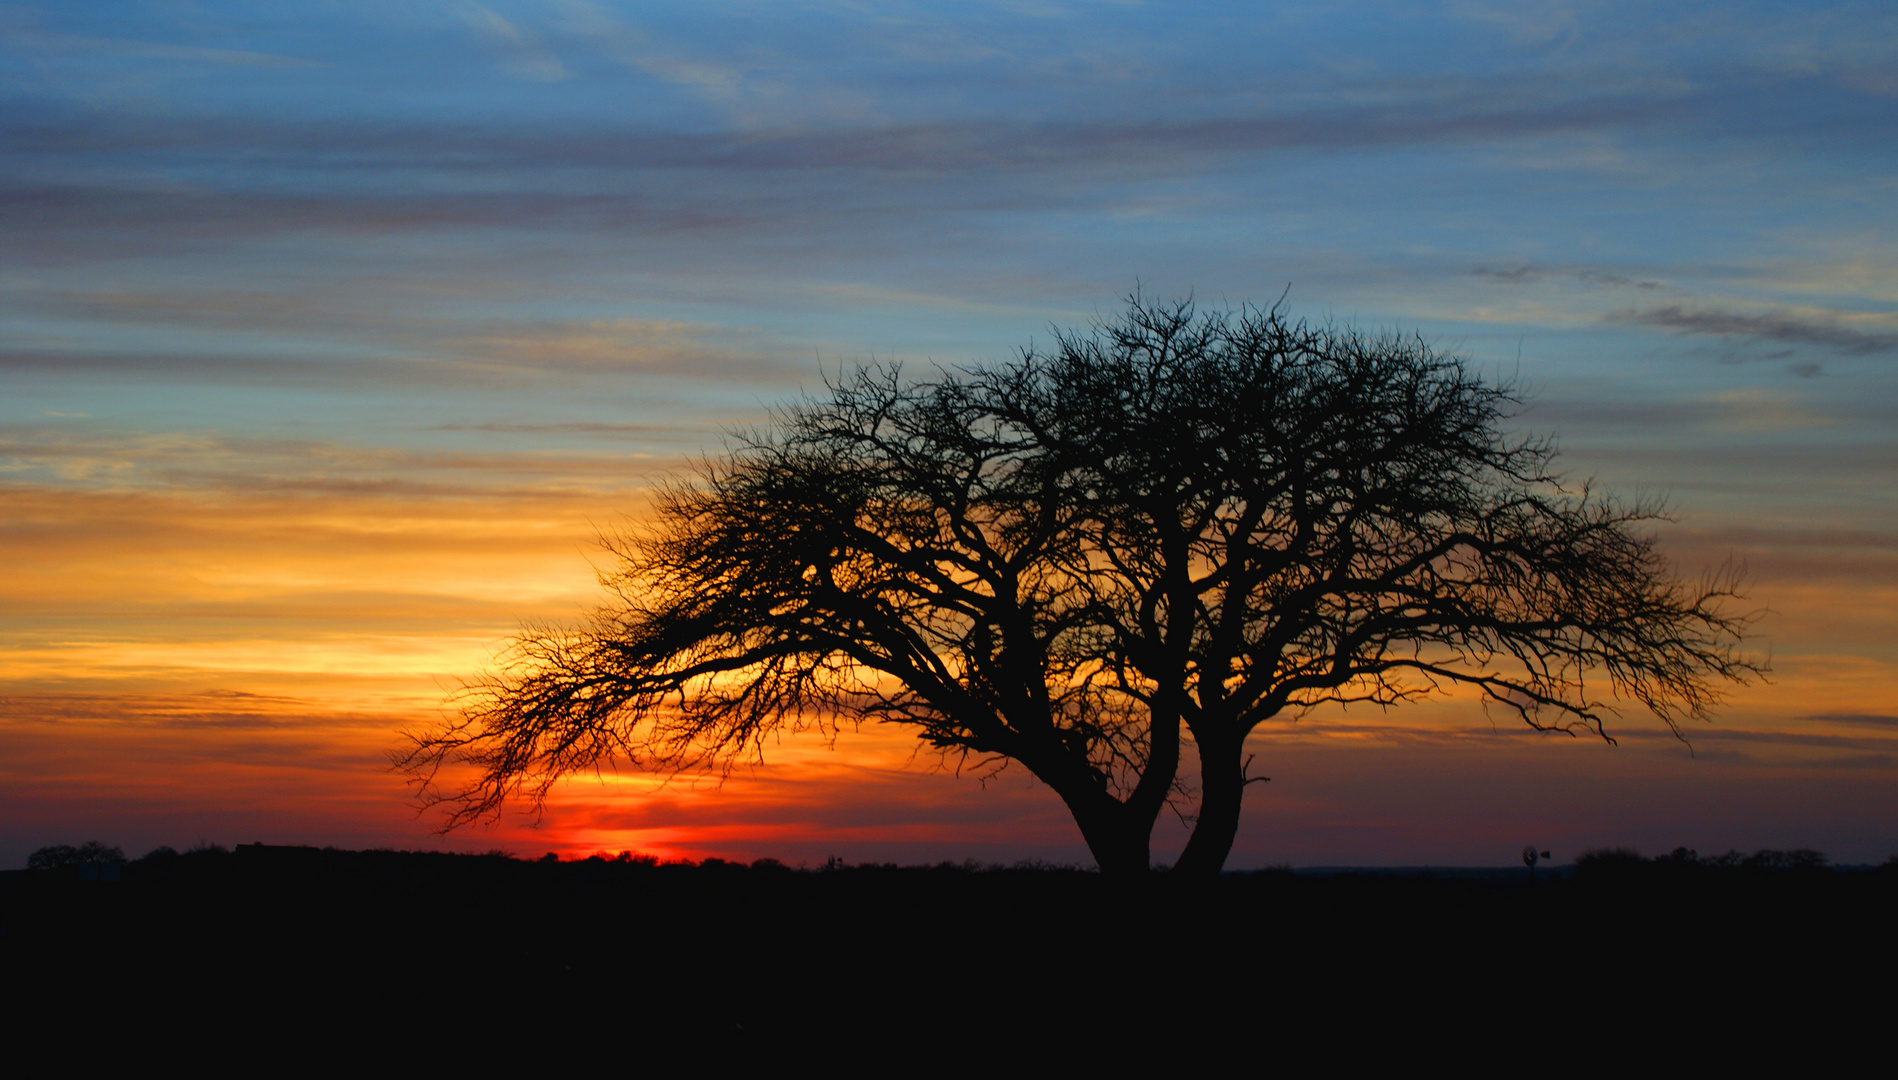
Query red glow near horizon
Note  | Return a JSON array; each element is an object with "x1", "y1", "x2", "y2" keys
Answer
[{"x1": 3, "y1": 481, "x2": 1893, "y2": 866}]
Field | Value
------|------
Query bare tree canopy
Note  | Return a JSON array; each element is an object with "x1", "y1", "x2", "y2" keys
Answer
[{"x1": 399, "y1": 296, "x2": 1760, "y2": 875}]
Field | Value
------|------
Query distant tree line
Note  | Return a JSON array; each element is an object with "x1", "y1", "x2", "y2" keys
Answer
[
  {"x1": 25, "y1": 841, "x2": 127, "y2": 870},
  {"x1": 19, "y1": 841, "x2": 1105, "y2": 876},
  {"x1": 1575, "y1": 846, "x2": 1845, "y2": 878},
  {"x1": 23, "y1": 841, "x2": 236, "y2": 871},
  {"x1": 23, "y1": 840, "x2": 1895, "y2": 875}
]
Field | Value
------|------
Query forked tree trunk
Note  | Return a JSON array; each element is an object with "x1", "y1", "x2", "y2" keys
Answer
[
  {"x1": 1055, "y1": 763, "x2": 1248, "y2": 877},
  {"x1": 1044, "y1": 719, "x2": 1247, "y2": 877},
  {"x1": 1065, "y1": 793, "x2": 1155, "y2": 877},
  {"x1": 1039, "y1": 701, "x2": 1185, "y2": 876}
]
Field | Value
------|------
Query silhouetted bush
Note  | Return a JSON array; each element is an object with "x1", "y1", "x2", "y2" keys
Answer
[
  {"x1": 26, "y1": 841, "x2": 126, "y2": 870},
  {"x1": 1576, "y1": 845, "x2": 1834, "y2": 882},
  {"x1": 1743, "y1": 848, "x2": 1827, "y2": 872},
  {"x1": 1575, "y1": 847, "x2": 1644, "y2": 868},
  {"x1": 1689, "y1": 848, "x2": 1830, "y2": 872}
]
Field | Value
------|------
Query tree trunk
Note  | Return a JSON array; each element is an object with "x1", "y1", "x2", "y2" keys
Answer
[
  {"x1": 1171, "y1": 731, "x2": 1246, "y2": 876},
  {"x1": 1033, "y1": 703, "x2": 1180, "y2": 877},
  {"x1": 1059, "y1": 789, "x2": 1154, "y2": 877}
]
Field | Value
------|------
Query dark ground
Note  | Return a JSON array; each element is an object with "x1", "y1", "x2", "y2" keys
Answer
[{"x1": 5, "y1": 845, "x2": 1892, "y2": 1055}]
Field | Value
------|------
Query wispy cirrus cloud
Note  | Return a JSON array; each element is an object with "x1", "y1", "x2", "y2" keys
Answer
[
  {"x1": 444, "y1": 0, "x2": 567, "y2": 82},
  {"x1": 1519, "y1": 385, "x2": 1844, "y2": 433},
  {"x1": 1472, "y1": 264, "x2": 1667, "y2": 289},
  {"x1": 0, "y1": 82, "x2": 1716, "y2": 177},
  {"x1": 428, "y1": 420, "x2": 702, "y2": 438},
  {"x1": 1798, "y1": 712, "x2": 1898, "y2": 729},
  {"x1": 1610, "y1": 304, "x2": 1898, "y2": 356},
  {"x1": 0, "y1": 424, "x2": 697, "y2": 498},
  {"x1": 0, "y1": 296, "x2": 801, "y2": 388},
  {"x1": 0, "y1": 62, "x2": 1848, "y2": 187},
  {"x1": 445, "y1": 317, "x2": 788, "y2": 379}
]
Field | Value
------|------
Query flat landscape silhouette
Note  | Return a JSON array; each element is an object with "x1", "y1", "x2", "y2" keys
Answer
[
  {"x1": 8, "y1": 12, "x2": 1895, "y2": 1034},
  {"x1": 7, "y1": 841, "x2": 1890, "y2": 1051}
]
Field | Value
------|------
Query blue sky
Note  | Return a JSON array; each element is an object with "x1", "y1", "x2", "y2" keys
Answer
[{"x1": 3, "y1": 1, "x2": 1895, "y2": 865}]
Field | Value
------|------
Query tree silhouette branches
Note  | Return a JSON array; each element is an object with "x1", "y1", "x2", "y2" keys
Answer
[{"x1": 397, "y1": 295, "x2": 1761, "y2": 874}]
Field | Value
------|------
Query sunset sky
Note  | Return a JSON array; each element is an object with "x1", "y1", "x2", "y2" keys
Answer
[{"x1": 4, "y1": 1, "x2": 1895, "y2": 868}]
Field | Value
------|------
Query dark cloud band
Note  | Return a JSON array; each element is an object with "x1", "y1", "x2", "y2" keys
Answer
[{"x1": 1612, "y1": 305, "x2": 1898, "y2": 356}]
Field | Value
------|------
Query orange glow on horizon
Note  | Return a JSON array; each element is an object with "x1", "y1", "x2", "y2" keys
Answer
[{"x1": 4, "y1": 474, "x2": 1897, "y2": 867}]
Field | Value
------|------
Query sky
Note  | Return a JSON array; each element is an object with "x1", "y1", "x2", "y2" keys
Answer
[{"x1": 3, "y1": 0, "x2": 1895, "y2": 868}]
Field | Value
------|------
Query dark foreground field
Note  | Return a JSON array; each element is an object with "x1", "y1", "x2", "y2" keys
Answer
[{"x1": 5, "y1": 845, "x2": 1893, "y2": 1053}]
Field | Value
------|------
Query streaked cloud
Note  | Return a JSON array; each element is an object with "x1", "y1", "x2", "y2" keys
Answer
[
  {"x1": 1472, "y1": 264, "x2": 1667, "y2": 290},
  {"x1": 0, "y1": 427, "x2": 690, "y2": 495},
  {"x1": 1521, "y1": 386, "x2": 1842, "y2": 432},
  {"x1": 445, "y1": 318, "x2": 786, "y2": 378},
  {"x1": 1799, "y1": 712, "x2": 1898, "y2": 729},
  {"x1": 446, "y1": 0, "x2": 568, "y2": 82},
  {"x1": 1611, "y1": 304, "x2": 1898, "y2": 356},
  {"x1": 0, "y1": 72, "x2": 1827, "y2": 180}
]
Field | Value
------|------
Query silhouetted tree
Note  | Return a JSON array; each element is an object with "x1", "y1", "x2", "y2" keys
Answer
[
  {"x1": 26, "y1": 841, "x2": 125, "y2": 870},
  {"x1": 399, "y1": 296, "x2": 1760, "y2": 875}
]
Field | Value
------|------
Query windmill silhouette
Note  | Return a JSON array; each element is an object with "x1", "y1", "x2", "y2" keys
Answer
[{"x1": 1523, "y1": 845, "x2": 1552, "y2": 880}]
